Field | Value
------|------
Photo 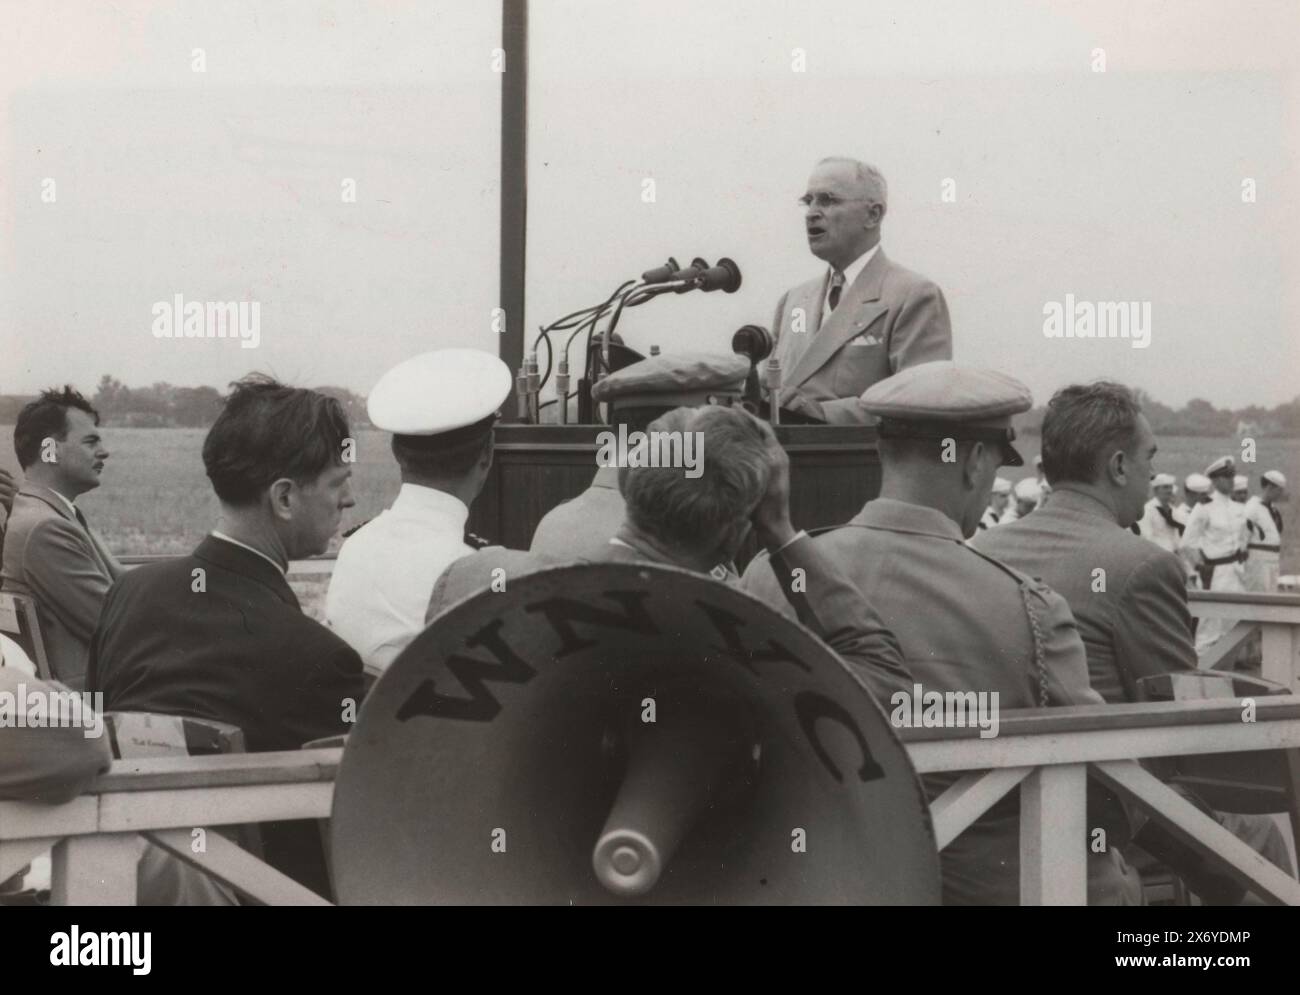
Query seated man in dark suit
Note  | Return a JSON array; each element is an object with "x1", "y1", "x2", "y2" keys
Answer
[{"x1": 87, "y1": 375, "x2": 365, "y2": 898}]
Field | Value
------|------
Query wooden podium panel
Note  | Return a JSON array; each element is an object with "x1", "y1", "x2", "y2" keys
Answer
[{"x1": 468, "y1": 424, "x2": 881, "y2": 550}]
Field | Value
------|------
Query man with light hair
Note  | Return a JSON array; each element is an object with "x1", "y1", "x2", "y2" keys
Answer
[
  {"x1": 1244, "y1": 470, "x2": 1287, "y2": 592},
  {"x1": 1138, "y1": 472, "x2": 1182, "y2": 555},
  {"x1": 762, "y1": 157, "x2": 951, "y2": 425},
  {"x1": 428, "y1": 405, "x2": 911, "y2": 700}
]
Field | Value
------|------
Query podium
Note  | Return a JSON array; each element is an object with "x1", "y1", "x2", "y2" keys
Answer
[{"x1": 468, "y1": 424, "x2": 881, "y2": 552}]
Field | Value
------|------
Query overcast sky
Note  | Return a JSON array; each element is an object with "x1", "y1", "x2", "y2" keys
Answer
[{"x1": 2, "y1": 0, "x2": 1297, "y2": 409}]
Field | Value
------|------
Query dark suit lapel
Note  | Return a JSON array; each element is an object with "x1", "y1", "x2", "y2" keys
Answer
[
  {"x1": 194, "y1": 535, "x2": 299, "y2": 608},
  {"x1": 785, "y1": 250, "x2": 890, "y2": 389}
]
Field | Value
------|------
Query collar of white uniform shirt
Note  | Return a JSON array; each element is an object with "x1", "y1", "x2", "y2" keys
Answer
[
  {"x1": 391, "y1": 482, "x2": 470, "y2": 524},
  {"x1": 827, "y1": 243, "x2": 881, "y2": 300},
  {"x1": 209, "y1": 530, "x2": 288, "y2": 575}
]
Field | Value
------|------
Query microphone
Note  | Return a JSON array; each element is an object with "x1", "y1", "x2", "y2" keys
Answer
[
  {"x1": 731, "y1": 325, "x2": 773, "y2": 411},
  {"x1": 671, "y1": 257, "x2": 711, "y2": 293},
  {"x1": 697, "y1": 258, "x2": 742, "y2": 293},
  {"x1": 640, "y1": 257, "x2": 681, "y2": 285},
  {"x1": 730, "y1": 324, "x2": 773, "y2": 363}
]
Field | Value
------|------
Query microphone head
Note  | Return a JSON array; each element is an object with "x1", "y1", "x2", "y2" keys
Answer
[
  {"x1": 672, "y1": 257, "x2": 711, "y2": 293},
  {"x1": 641, "y1": 257, "x2": 681, "y2": 285},
  {"x1": 698, "y1": 258, "x2": 742, "y2": 293},
  {"x1": 731, "y1": 324, "x2": 773, "y2": 363}
]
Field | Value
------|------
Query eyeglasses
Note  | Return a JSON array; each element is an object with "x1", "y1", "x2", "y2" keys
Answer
[{"x1": 798, "y1": 193, "x2": 872, "y2": 210}]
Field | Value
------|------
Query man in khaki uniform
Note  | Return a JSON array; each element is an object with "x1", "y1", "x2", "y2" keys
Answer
[{"x1": 741, "y1": 360, "x2": 1137, "y2": 906}]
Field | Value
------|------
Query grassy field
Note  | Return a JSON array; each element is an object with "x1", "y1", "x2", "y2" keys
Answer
[{"x1": 2, "y1": 427, "x2": 1297, "y2": 574}]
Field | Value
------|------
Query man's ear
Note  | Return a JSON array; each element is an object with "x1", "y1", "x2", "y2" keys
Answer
[
  {"x1": 961, "y1": 440, "x2": 987, "y2": 490},
  {"x1": 267, "y1": 478, "x2": 294, "y2": 520},
  {"x1": 479, "y1": 436, "x2": 495, "y2": 473},
  {"x1": 1107, "y1": 448, "x2": 1127, "y2": 486}
]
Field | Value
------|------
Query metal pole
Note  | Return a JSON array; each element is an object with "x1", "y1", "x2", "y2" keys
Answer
[{"x1": 499, "y1": 0, "x2": 528, "y2": 420}]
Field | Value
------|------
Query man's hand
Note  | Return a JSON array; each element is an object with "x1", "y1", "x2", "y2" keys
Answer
[
  {"x1": 0, "y1": 467, "x2": 16, "y2": 514},
  {"x1": 750, "y1": 422, "x2": 797, "y2": 551}
]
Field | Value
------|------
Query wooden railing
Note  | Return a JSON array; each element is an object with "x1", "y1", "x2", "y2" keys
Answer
[
  {"x1": 1189, "y1": 591, "x2": 1300, "y2": 690},
  {"x1": 5, "y1": 698, "x2": 1300, "y2": 905},
  {"x1": 5, "y1": 586, "x2": 1297, "y2": 905}
]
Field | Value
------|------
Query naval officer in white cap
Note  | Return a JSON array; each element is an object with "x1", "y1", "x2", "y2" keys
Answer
[
  {"x1": 326, "y1": 349, "x2": 512, "y2": 674},
  {"x1": 977, "y1": 477, "x2": 1011, "y2": 531}
]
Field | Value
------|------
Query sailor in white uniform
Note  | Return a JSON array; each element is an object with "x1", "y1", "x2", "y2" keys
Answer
[
  {"x1": 325, "y1": 349, "x2": 512, "y2": 675},
  {"x1": 1000, "y1": 476, "x2": 1042, "y2": 524},
  {"x1": 1137, "y1": 472, "x2": 1182, "y2": 555},
  {"x1": 1244, "y1": 470, "x2": 1287, "y2": 592},
  {"x1": 1183, "y1": 457, "x2": 1249, "y2": 650}
]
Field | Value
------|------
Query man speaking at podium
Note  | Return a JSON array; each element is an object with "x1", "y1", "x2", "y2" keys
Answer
[{"x1": 766, "y1": 158, "x2": 952, "y2": 425}]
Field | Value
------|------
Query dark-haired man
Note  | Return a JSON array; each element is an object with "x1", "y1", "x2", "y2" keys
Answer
[
  {"x1": 326, "y1": 350, "x2": 512, "y2": 674},
  {"x1": 971, "y1": 385, "x2": 1292, "y2": 892},
  {"x1": 970, "y1": 382, "x2": 1196, "y2": 702},
  {"x1": 2, "y1": 387, "x2": 121, "y2": 686},
  {"x1": 88, "y1": 375, "x2": 364, "y2": 897}
]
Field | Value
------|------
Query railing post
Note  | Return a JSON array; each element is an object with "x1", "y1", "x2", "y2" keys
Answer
[
  {"x1": 51, "y1": 833, "x2": 140, "y2": 905},
  {"x1": 1260, "y1": 622, "x2": 1299, "y2": 693},
  {"x1": 1019, "y1": 764, "x2": 1087, "y2": 905}
]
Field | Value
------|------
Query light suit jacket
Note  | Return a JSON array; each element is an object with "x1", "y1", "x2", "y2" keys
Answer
[
  {"x1": 766, "y1": 250, "x2": 952, "y2": 424},
  {"x1": 0, "y1": 485, "x2": 123, "y2": 686}
]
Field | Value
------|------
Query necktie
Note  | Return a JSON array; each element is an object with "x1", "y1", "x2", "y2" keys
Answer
[
  {"x1": 827, "y1": 270, "x2": 845, "y2": 312},
  {"x1": 73, "y1": 506, "x2": 90, "y2": 532}
]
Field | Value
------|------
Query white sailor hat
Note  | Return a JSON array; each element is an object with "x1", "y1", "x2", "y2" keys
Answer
[
  {"x1": 1263, "y1": 470, "x2": 1288, "y2": 489},
  {"x1": 592, "y1": 351, "x2": 750, "y2": 410},
  {"x1": 1013, "y1": 477, "x2": 1041, "y2": 502},
  {"x1": 992, "y1": 477, "x2": 1012, "y2": 495},
  {"x1": 1152, "y1": 473, "x2": 1176, "y2": 488},
  {"x1": 1185, "y1": 473, "x2": 1212, "y2": 495},
  {"x1": 860, "y1": 361, "x2": 1033, "y2": 466},
  {"x1": 1233, "y1": 474, "x2": 1249, "y2": 491},
  {"x1": 1205, "y1": 455, "x2": 1235, "y2": 479},
  {"x1": 367, "y1": 349, "x2": 512, "y2": 441}
]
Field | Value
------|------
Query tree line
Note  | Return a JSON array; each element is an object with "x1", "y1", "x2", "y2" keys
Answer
[
  {"x1": 0, "y1": 376, "x2": 370, "y2": 428},
  {"x1": 0, "y1": 379, "x2": 1296, "y2": 437}
]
